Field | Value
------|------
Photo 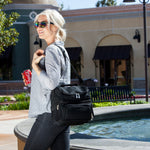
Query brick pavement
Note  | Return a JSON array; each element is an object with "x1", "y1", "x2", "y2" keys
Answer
[{"x1": 0, "y1": 110, "x2": 28, "y2": 150}]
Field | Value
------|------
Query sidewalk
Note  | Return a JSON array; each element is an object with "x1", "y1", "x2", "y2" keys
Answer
[{"x1": 0, "y1": 110, "x2": 28, "y2": 150}]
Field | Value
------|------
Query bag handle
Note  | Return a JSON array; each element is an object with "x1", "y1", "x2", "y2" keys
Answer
[{"x1": 55, "y1": 44, "x2": 84, "y2": 84}]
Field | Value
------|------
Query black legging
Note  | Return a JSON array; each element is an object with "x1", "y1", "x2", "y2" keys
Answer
[{"x1": 24, "y1": 113, "x2": 70, "y2": 150}]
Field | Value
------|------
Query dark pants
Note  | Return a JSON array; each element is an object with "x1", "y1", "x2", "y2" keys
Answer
[{"x1": 24, "y1": 113, "x2": 70, "y2": 150}]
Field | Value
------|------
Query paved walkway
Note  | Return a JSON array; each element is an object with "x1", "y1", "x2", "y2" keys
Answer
[{"x1": 0, "y1": 110, "x2": 28, "y2": 150}]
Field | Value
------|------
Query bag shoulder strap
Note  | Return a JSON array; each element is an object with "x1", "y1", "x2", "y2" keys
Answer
[{"x1": 54, "y1": 44, "x2": 84, "y2": 84}]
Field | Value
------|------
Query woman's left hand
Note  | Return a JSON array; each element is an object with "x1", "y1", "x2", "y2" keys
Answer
[{"x1": 32, "y1": 49, "x2": 45, "y2": 75}]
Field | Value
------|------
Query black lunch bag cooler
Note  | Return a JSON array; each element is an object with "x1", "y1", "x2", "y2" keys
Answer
[{"x1": 51, "y1": 84, "x2": 94, "y2": 125}]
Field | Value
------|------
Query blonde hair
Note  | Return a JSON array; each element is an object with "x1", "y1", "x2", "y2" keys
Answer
[{"x1": 34, "y1": 9, "x2": 66, "y2": 42}]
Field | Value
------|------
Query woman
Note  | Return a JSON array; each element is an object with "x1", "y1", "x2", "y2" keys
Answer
[{"x1": 24, "y1": 9, "x2": 70, "y2": 150}]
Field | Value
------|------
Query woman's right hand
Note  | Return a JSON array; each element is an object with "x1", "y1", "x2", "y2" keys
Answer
[{"x1": 32, "y1": 49, "x2": 45, "y2": 75}]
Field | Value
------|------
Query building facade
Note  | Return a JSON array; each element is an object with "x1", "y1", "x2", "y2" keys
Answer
[
  {"x1": 2, "y1": 0, "x2": 58, "y2": 81},
  {"x1": 62, "y1": 4, "x2": 150, "y2": 93},
  {"x1": 1, "y1": 0, "x2": 150, "y2": 93}
]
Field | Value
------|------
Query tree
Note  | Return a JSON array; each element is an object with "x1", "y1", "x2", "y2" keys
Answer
[
  {"x1": 0, "y1": 0, "x2": 20, "y2": 54},
  {"x1": 96, "y1": 0, "x2": 117, "y2": 7},
  {"x1": 60, "y1": 3, "x2": 64, "y2": 11}
]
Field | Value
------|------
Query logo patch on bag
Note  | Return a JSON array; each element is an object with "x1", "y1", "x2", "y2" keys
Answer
[{"x1": 76, "y1": 93, "x2": 80, "y2": 99}]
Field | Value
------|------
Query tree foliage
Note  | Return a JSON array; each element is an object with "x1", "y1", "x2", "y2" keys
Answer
[
  {"x1": 59, "y1": 3, "x2": 64, "y2": 11},
  {"x1": 96, "y1": 0, "x2": 117, "y2": 7},
  {"x1": 0, "y1": 0, "x2": 20, "y2": 54}
]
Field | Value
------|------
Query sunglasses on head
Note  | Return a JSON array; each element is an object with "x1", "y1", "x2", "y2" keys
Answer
[{"x1": 34, "y1": 21, "x2": 54, "y2": 28}]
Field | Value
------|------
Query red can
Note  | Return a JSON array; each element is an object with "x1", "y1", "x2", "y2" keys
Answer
[{"x1": 22, "y1": 69, "x2": 32, "y2": 86}]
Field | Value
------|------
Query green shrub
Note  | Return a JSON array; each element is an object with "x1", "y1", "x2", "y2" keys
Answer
[
  {"x1": 0, "y1": 96, "x2": 11, "y2": 103},
  {"x1": 92, "y1": 100, "x2": 148, "y2": 108},
  {"x1": 92, "y1": 101, "x2": 130, "y2": 108},
  {"x1": 0, "y1": 105, "x2": 8, "y2": 110},
  {"x1": 8, "y1": 101, "x2": 29, "y2": 110},
  {"x1": 0, "y1": 101, "x2": 30, "y2": 110},
  {"x1": 14, "y1": 92, "x2": 30, "y2": 101}
]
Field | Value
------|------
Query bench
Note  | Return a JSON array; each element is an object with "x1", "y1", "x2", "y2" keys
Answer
[{"x1": 89, "y1": 85, "x2": 135, "y2": 104}]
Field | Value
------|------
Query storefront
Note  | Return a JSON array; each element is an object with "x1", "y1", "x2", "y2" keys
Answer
[{"x1": 93, "y1": 45, "x2": 132, "y2": 86}]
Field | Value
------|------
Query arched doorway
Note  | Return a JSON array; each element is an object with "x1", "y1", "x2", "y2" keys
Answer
[
  {"x1": 65, "y1": 37, "x2": 82, "y2": 79},
  {"x1": 94, "y1": 34, "x2": 133, "y2": 86}
]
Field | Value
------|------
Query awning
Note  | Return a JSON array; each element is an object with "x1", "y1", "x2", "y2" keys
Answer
[
  {"x1": 66, "y1": 47, "x2": 82, "y2": 61},
  {"x1": 93, "y1": 45, "x2": 131, "y2": 60}
]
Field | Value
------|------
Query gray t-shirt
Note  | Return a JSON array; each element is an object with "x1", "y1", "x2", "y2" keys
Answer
[{"x1": 28, "y1": 41, "x2": 70, "y2": 118}]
